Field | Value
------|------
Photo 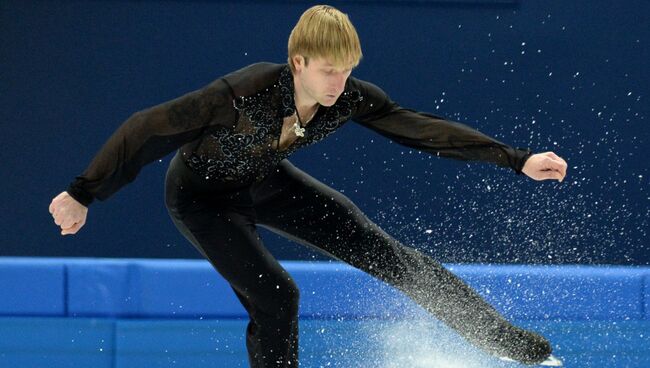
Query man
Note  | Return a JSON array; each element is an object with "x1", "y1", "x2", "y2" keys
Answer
[{"x1": 49, "y1": 5, "x2": 567, "y2": 368}]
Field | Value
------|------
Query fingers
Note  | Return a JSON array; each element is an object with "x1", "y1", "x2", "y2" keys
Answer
[
  {"x1": 61, "y1": 217, "x2": 85, "y2": 235},
  {"x1": 540, "y1": 168, "x2": 564, "y2": 182},
  {"x1": 53, "y1": 214, "x2": 70, "y2": 227},
  {"x1": 49, "y1": 193, "x2": 63, "y2": 217},
  {"x1": 49, "y1": 191, "x2": 87, "y2": 235},
  {"x1": 546, "y1": 161, "x2": 566, "y2": 182},
  {"x1": 49, "y1": 198, "x2": 59, "y2": 216},
  {"x1": 531, "y1": 169, "x2": 562, "y2": 182},
  {"x1": 54, "y1": 212, "x2": 84, "y2": 235},
  {"x1": 540, "y1": 152, "x2": 568, "y2": 181},
  {"x1": 544, "y1": 151, "x2": 560, "y2": 160},
  {"x1": 60, "y1": 216, "x2": 77, "y2": 230},
  {"x1": 52, "y1": 207, "x2": 67, "y2": 226},
  {"x1": 62, "y1": 222, "x2": 81, "y2": 236},
  {"x1": 547, "y1": 152, "x2": 568, "y2": 177}
]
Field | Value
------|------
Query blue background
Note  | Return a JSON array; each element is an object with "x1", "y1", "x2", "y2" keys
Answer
[{"x1": 1, "y1": 0, "x2": 648, "y2": 263}]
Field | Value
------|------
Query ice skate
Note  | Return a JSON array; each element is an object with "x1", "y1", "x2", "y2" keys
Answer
[{"x1": 500, "y1": 354, "x2": 563, "y2": 366}]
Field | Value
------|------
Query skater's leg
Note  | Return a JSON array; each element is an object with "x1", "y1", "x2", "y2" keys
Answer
[
  {"x1": 165, "y1": 157, "x2": 299, "y2": 368},
  {"x1": 251, "y1": 160, "x2": 551, "y2": 365}
]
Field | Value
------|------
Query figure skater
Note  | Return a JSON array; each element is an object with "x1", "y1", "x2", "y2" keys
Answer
[{"x1": 49, "y1": 5, "x2": 567, "y2": 367}]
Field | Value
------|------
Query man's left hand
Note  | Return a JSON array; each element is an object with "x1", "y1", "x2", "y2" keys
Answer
[{"x1": 521, "y1": 152, "x2": 568, "y2": 182}]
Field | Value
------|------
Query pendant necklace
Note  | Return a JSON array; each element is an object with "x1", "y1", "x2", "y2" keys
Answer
[{"x1": 292, "y1": 105, "x2": 317, "y2": 138}]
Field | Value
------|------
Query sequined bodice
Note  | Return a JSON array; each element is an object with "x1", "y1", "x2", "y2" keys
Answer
[{"x1": 181, "y1": 66, "x2": 363, "y2": 184}]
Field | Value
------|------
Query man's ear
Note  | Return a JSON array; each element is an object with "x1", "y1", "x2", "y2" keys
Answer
[{"x1": 293, "y1": 55, "x2": 304, "y2": 72}]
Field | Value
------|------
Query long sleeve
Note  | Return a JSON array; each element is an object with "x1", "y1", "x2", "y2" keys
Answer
[
  {"x1": 349, "y1": 77, "x2": 532, "y2": 174},
  {"x1": 66, "y1": 77, "x2": 237, "y2": 207}
]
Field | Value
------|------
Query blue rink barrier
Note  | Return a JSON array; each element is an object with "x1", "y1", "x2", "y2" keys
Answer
[
  {"x1": 0, "y1": 257, "x2": 649, "y2": 368},
  {"x1": 1, "y1": 258, "x2": 648, "y2": 321}
]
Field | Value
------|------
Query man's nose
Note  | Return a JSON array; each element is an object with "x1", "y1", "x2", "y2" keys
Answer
[{"x1": 333, "y1": 74, "x2": 347, "y2": 92}]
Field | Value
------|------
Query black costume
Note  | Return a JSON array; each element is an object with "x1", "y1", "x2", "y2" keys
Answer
[{"x1": 67, "y1": 62, "x2": 551, "y2": 367}]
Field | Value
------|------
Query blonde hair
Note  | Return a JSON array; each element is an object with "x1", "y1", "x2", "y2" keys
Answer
[{"x1": 287, "y1": 5, "x2": 363, "y2": 73}]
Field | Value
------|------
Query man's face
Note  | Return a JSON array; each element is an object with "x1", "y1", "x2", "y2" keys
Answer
[{"x1": 294, "y1": 56, "x2": 353, "y2": 107}]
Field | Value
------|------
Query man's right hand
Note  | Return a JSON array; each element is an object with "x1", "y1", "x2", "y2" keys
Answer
[{"x1": 49, "y1": 191, "x2": 88, "y2": 236}]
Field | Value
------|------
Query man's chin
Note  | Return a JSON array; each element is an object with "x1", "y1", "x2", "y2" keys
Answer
[{"x1": 320, "y1": 95, "x2": 339, "y2": 106}]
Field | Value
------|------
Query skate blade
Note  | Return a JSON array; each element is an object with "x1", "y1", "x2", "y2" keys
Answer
[
  {"x1": 499, "y1": 354, "x2": 563, "y2": 366},
  {"x1": 539, "y1": 355, "x2": 563, "y2": 366}
]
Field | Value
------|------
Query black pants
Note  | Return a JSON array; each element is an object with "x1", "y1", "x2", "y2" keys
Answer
[{"x1": 164, "y1": 152, "x2": 550, "y2": 367}]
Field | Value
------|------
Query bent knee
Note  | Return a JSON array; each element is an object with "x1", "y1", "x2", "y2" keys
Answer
[{"x1": 263, "y1": 276, "x2": 301, "y2": 317}]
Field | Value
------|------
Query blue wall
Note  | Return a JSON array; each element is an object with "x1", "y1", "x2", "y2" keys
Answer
[
  {"x1": 1, "y1": 258, "x2": 649, "y2": 367},
  {"x1": 3, "y1": 258, "x2": 648, "y2": 321},
  {"x1": 1, "y1": 1, "x2": 648, "y2": 263}
]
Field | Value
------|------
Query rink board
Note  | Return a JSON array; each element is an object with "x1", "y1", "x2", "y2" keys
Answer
[
  {"x1": 0, "y1": 258, "x2": 649, "y2": 367},
  {"x1": 0, "y1": 258, "x2": 648, "y2": 320}
]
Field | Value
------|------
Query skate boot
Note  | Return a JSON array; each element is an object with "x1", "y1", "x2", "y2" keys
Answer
[{"x1": 491, "y1": 326, "x2": 561, "y2": 366}]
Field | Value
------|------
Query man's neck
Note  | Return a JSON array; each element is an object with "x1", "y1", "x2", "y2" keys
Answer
[{"x1": 292, "y1": 73, "x2": 320, "y2": 115}]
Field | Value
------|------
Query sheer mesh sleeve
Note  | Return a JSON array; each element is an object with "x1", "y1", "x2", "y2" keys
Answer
[
  {"x1": 66, "y1": 77, "x2": 237, "y2": 206},
  {"x1": 349, "y1": 78, "x2": 532, "y2": 174}
]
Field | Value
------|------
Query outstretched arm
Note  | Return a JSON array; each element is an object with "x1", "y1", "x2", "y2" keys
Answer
[
  {"x1": 49, "y1": 77, "x2": 237, "y2": 235},
  {"x1": 349, "y1": 77, "x2": 567, "y2": 179},
  {"x1": 65, "y1": 78, "x2": 236, "y2": 207}
]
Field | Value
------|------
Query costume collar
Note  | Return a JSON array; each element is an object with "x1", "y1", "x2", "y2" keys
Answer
[{"x1": 278, "y1": 65, "x2": 297, "y2": 118}]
